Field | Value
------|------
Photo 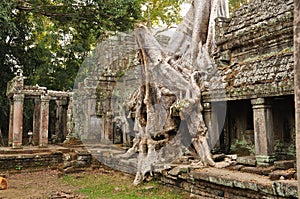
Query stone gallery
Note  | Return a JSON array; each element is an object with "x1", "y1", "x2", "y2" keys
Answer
[
  {"x1": 6, "y1": 74, "x2": 72, "y2": 148},
  {"x1": 3, "y1": 0, "x2": 299, "y2": 198}
]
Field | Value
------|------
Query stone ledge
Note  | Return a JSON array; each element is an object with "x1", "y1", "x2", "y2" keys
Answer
[{"x1": 157, "y1": 167, "x2": 297, "y2": 198}]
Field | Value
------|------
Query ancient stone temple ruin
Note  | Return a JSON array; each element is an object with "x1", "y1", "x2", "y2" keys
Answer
[
  {"x1": 73, "y1": 32, "x2": 138, "y2": 145},
  {"x1": 208, "y1": 0, "x2": 294, "y2": 166},
  {"x1": 74, "y1": 0, "x2": 295, "y2": 167},
  {"x1": 6, "y1": 74, "x2": 72, "y2": 148},
  {"x1": 2, "y1": 0, "x2": 298, "y2": 198}
]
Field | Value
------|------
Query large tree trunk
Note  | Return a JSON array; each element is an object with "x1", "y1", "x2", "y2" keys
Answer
[{"x1": 125, "y1": 0, "x2": 230, "y2": 185}]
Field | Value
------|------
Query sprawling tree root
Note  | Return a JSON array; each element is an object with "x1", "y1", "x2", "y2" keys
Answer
[{"x1": 123, "y1": 0, "x2": 231, "y2": 185}]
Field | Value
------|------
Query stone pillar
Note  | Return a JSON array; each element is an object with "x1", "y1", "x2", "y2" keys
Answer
[
  {"x1": 87, "y1": 97, "x2": 91, "y2": 137},
  {"x1": 55, "y1": 99, "x2": 67, "y2": 142},
  {"x1": 65, "y1": 94, "x2": 75, "y2": 140},
  {"x1": 33, "y1": 98, "x2": 41, "y2": 145},
  {"x1": 251, "y1": 98, "x2": 275, "y2": 166},
  {"x1": 39, "y1": 95, "x2": 51, "y2": 147},
  {"x1": 75, "y1": 92, "x2": 84, "y2": 138},
  {"x1": 100, "y1": 114, "x2": 106, "y2": 142},
  {"x1": 204, "y1": 102, "x2": 222, "y2": 150},
  {"x1": 8, "y1": 99, "x2": 14, "y2": 146},
  {"x1": 203, "y1": 102, "x2": 213, "y2": 147},
  {"x1": 105, "y1": 112, "x2": 113, "y2": 142},
  {"x1": 294, "y1": 1, "x2": 300, "y2": 196},
  {"x1": 12, "y1": 93, "x2": 24, "y2": 148},
  {"x1": 78, "y1": 93, "x2": 90, "y2": 140}
]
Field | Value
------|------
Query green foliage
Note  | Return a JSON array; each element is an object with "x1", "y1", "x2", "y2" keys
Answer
[
  {"x1": 274, "y1": 139, "x2": 296, "y2": 160},
  {"x1": 0, "y1": 1, "x2": 18, "y2": 41},
  {"x1": 15, "y1": 164, "x2": 23, "y2": 171},
  {"x1": 140, "y1": 0, "x2": 185, "y2": 27},
  {"x1": 229, "y1": 0, "x2": 253, "y2": 12},
  {"x1": 15, "y1": 0, "x2": 144, "y2": 91},
  {"x1": 230, "y1": 134, "x2": 255, "y2": 156}
]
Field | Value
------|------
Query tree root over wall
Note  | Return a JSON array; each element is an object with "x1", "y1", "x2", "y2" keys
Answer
[{"x1": 121, "y1": 0, "x2": 232, "y2": 185}]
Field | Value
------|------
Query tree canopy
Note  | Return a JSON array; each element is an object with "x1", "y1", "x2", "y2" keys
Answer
[
  {"x1": 0, "y1": 0, "x2": 186, "y2": 134},
  {"x1": 229, "y1": 0, "x2": 252, "y2": 12}
]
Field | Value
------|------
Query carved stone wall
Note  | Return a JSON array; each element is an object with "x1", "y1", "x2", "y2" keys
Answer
[
  {"x1": 205, "y1": 0, "x2": 294, "y2": 101},
  {"x1": 204, "y1": 0, "x2": 296, "y2": 162}
]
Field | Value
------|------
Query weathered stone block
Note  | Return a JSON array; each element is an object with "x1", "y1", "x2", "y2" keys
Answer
[
  {"x1": 269, "y1": 169, "x2": 296, "y2": 181},
  {"x1": 236, "y1": 156, "x2": 256, "y2": 166},
  {"x1": 228, "y1": 164, "x2": 244, "y2": 171},
  {"x1": 240, "y1": 166, "x2": 274, "y2": 176},
  {"x1": 256, "y1": 155, "x2": 276, "y2": 167},
  {"x1": 273, "y1": 160, "x2": 295, "y2": 170},
  {"x1": 168, "y1": 166, "x2": 188, "y2": 176},
  {"x1": 77, "y1": 155, "x2": 91, "y2": 161}
]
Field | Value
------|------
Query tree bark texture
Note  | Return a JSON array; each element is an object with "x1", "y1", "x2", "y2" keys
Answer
[{"x1": 125, "y1": 0, "x2": 230, "y2": 185}]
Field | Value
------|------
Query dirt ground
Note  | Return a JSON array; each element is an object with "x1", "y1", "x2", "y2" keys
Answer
[
  {"x1": 0, "y1": 167, "x2": 189, "y2": 199},
  {"x1": 0, "y1": 169, "x2": 85, "y2": 199}
]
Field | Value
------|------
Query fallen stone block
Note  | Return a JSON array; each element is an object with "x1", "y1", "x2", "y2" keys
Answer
[
  {"x1": 236, "y1": 156, "x2": 256, "y2": 166},
  {"x1": 269, "y1": 169, "x2": 296, "y2": 181},
  {"x1": 240, "y1": 166, "x2": 274, "y2": 176},
  {"x1": 168, "y1": 166, "x2": 188, "y2": 176}
]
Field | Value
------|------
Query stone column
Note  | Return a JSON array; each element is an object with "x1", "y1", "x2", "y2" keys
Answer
[
  {"x1": 203, "y1": 102, "x2": 213, "y2": 147},
  {"x1": 55, "y1": 99, "x2": 67, "y2": 142},
  {"x1": 74, "y1": 92, "x2": 83, "y2": 138},
  {"x1": 204, "y1": 102, "x2": 222, "y2": 150},
  {"x1": 100, "y1": 114, "x2": 106, "y2": 142},
  {"x1": 39, "y1": 95, "x2": 51, "y2": 147},
  {"x1": 8, "y1": 99, "x2": 14, "y2": 146},
  {"x1": 251, "y1": 98, "x2": 275, "y2": 166},
  {"x1": 12, "y1": 93, "x2": 24, "y2": 148},
  {"x1": 33, "y1": 98, "x2": 41, "y2": 145},
  {"x1": 79, "y1": 93, "x2": 90, "y2": 140},
  {"x1": 65, "y1": 94, "x2": 75, "y2": 141},
  {"x1": 105, "y1": 112, "x2": 113, "y2": 142},
  {"x1": 87, "y1": 97, "x2": 91, "y2": 137}
]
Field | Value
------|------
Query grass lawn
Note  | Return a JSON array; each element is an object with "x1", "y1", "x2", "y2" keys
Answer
[{"x1": 62, "y1": 167, "x2": 190, "y2": 199}]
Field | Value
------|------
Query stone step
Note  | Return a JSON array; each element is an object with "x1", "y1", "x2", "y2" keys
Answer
[
  {"x1": 89, "y1": 146, "x2": 137, "y2": 174},
  {"x1": 0, "y1": 146, "x2": 72, "y2": 155}
]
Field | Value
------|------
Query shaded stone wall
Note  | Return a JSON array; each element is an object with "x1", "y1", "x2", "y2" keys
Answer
[
  {"x1": 272, "y1": 95, "x2": 295, "y2": 159},
  {"x1": 225, "y1": 100, "x2": 254, "y2": 155}
]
